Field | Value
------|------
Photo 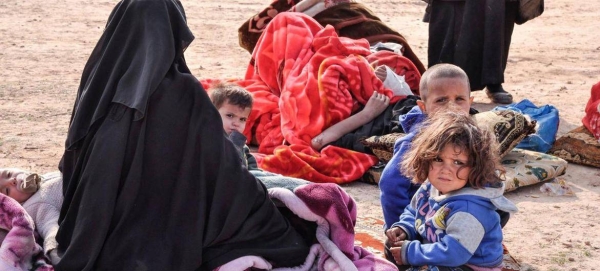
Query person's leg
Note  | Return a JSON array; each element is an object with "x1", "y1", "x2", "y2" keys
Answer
[
  {"x1": 502, "y1": 2, "x2": 519, "y2": 74},
  {"x1": 427, "y1": 1, "x2": 463, "y2": 68},
  {"x1": 486, "y1": 1, "x2": 519, "y2": 104}
]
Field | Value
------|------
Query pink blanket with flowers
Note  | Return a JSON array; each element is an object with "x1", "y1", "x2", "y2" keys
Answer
[
  {"x1": 0, "y1": 194, "x2": 53, "y2": 271},
  {"x1": 202, "y1": 12, "x2": 420, "y2": 183},
  {"x1": 213, "y1": 183, "x2": 398, "y2": 271}
]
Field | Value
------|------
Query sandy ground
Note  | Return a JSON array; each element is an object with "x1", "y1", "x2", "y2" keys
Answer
[{"x1": 1, "y1": 0, "x2": 600, "y2": 270}]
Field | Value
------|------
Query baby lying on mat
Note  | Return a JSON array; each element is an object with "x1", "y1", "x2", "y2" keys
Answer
[{"x1": 0, "y1": 168, "x2": 62, "y2": 265}]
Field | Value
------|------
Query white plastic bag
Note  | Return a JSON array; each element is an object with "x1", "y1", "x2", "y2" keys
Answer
[{"x1": 539, "y1": 179, "x2": 574, "y2": 196}]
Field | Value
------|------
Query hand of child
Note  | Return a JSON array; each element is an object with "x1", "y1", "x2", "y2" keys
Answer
[
  {"x1": 385, "y1": 227, "x2": 407, "y2": 247},
  {"x1": 363, "y1": 92, "x2": 390, "y2": 119},
  {"x1": 389, "y1": 246, "x2": 404, "y2": 266}
]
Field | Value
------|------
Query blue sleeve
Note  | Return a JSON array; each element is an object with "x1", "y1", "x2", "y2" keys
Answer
[
  {"x1": 401, "y1": 234, "x2": 473, "y2": 267},
  {"x1": 390, "y1": 191, "x2": 419, "y2": 240},
  {"x1": 379, "y1": 133, "x2": 420, "y2": 229}
]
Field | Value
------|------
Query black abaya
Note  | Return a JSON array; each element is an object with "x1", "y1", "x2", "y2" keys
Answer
[
  {"x1": 427, "y1": 0, "x2": 519, "y2": 91},
  {"x1": 56, "y1": 0, "x2": 309, "y2": 270}
]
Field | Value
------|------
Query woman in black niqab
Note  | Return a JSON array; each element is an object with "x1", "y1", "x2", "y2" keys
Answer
[{"x1": 56, "y1": 0, "x2": 310, "y2": 270}]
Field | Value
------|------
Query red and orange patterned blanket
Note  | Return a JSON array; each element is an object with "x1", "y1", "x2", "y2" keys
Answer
[{"x1": 203, "y1": 12, "x2": 421, "y2": 183}]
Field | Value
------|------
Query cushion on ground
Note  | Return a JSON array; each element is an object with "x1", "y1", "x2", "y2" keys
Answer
[
  {"x1": 361, "y1": 110, "x2": 536, "y2": 163},
  {"x1": 501, "y1": 148, "x2": 568, "y2": 193},
  {"x1": 473, "y1": 110, "x2": 537, "y2": 157},
  {"x1": 358, "y1": 163, "x2": 385, "y2": 185},
  {"x1": 548, "y1": 126, "x2": 600, "y2": 168},
  {"x1": 359, "y1": 133, "x2": 405, "y2": 163}
]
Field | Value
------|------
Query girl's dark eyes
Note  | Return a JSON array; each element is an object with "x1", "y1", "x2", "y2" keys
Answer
[{"x1": 433, "y1": 157, "x2": 467, "y2": 165}]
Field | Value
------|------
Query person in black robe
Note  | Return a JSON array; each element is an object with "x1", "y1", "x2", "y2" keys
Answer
[
  {"x1": 55, "y1": 0, "x2": 310, "y2": 270},
  {"x1": 426, "y1": 0, "x2": 519, "y2": 104}
]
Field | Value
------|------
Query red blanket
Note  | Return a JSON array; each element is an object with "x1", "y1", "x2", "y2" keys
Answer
[
  {"x1": 204, "y1": 13, "x2": 421, "y2": 183},
  {"x1": 583, "y1": 81, "x2": 600, "y2": 140}
]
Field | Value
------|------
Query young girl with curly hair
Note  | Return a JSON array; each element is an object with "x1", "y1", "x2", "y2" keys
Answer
[{"x1": 385, "y1": 111, "x2": 517, "y2": 271}]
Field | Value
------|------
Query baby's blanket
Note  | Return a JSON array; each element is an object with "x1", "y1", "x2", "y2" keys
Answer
[
  {"x1": 215, "y1": 12, "x2": 420, "y2": 183},
  {"x1": 215, "y1": 180, "x2": 397, "y2": 270},
  {"x1": 278, "y1": 183, "x2": 396, "y2": 270},
  {"x1": 0, "y1": 194, "x2": 53, "y2": 271}
]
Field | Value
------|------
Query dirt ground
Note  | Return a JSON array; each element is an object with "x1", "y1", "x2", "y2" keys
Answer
[{"x1": 1, "y1": 0, "x2": 600, "y2": 270}]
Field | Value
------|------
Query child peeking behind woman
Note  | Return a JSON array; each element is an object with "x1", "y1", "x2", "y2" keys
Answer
[{"x1": 385, "y1": 111, "x2": 517, "y2": 271}]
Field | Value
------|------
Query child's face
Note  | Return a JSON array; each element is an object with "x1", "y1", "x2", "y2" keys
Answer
[
  {"x1": 217, "y1": 101, "x2": 251, "y2": 136},
  {"x1": 0, "y1": 169, "x2": 35, "y2": 203},
  {"x1": 428, "y1": 143, "x2": 471, "y2": 194},
  {"x1": 418, "y1": 77, "x2": 473, "y2": 115}
]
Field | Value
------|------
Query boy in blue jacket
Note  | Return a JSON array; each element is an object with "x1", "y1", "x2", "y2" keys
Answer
[{"x1": 379, "y1": 63, "x2": 474, "y2": 230}]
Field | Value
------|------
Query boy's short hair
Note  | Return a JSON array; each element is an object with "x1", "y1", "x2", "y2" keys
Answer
[
  {"x1": 419, "y1": 63, "x2": 471, "y2": 100},
  {"x1": 209, "y1": 82, "x2": 253, "y2": 109}
]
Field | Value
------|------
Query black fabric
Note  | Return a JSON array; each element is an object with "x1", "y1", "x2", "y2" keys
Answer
[
  {"x1": 498, "y1": 209, "x2": 510, "y2": 228},
  {"x1": 228, "y1": 130, "x2": 250, "y2": 167},
  {"x1": 427, "y1": 0, "x2": 518, "y2": 90},
  {"x1": 56, "y1": 1, "x2": 309, "y2": 270},
  {"x1": 229, "y1": 131, "x2": 260, "y2": 171},
  {"x1": 389, "y1": 95, "x2": 423, "y2": 133},
  {"x1": 64, "y1": 0, "x2": 193, "y2": 149}
]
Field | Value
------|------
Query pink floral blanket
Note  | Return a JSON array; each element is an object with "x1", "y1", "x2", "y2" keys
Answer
[
  {"x1": 0, "y1": 194, "x2": 53, "y2": 270},
  {"x1": 215, "y1": 182, "x2": 398, "y2": 271}
]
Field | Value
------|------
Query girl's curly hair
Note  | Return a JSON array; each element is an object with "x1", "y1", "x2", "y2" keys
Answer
[{"x1": 400, "y1": 111, "x2": 504, "y2": 188}]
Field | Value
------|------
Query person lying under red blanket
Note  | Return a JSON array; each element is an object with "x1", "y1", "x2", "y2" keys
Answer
[{"x1": 233, "y1": 12, "x2": 421, "y2": 183}]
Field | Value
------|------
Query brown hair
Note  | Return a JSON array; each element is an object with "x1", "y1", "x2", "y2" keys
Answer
[
  {"x1": 209, "y1": 82, "x2": 253, "y2": 110},
  {"x1": 400, "y1": 111, "x2": 504, "y2": 188},
  {"x1": 419, "y1": 63, "x2": 470, "y2": 101}
]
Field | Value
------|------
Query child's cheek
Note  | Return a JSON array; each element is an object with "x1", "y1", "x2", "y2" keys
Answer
[{"x1": 457, "y1": 167, "x2": 471, "y2": 180}]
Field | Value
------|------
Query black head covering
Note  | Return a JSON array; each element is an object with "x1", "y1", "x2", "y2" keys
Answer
[
  {"x1": 64, "y1": 0, "x2": 193, "y2": 150},
  {"x1": 57, "y1": 0, "x2": 309, "y2": 270}
]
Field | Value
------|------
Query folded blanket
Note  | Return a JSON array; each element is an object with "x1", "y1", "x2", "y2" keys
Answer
[
  {"x1": 0, "y1": 194, "x2": 53, "y2": 271},
  {"x1": 215, "y1": 181, "x2": 397, "y2": 270}
]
